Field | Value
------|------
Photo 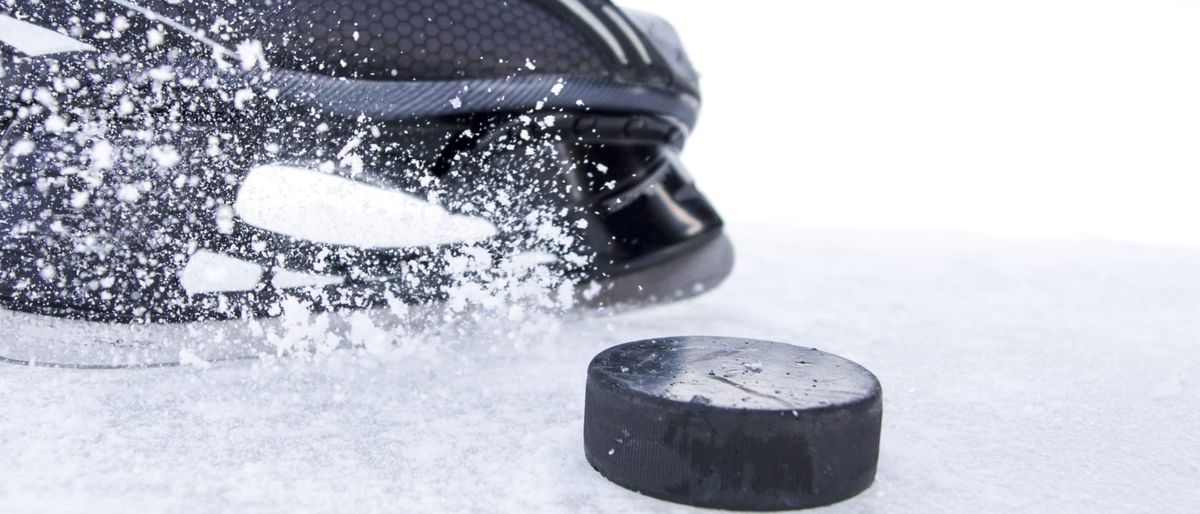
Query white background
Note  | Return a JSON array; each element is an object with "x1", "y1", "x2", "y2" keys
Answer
[{"x1": 624, "y1": 0, "x2": 1200, "y2": 247}]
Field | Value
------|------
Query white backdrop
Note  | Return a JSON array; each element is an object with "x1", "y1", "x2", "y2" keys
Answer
[{"x1": 623, "y1": 0, "x2": 1200, "y2": 247}]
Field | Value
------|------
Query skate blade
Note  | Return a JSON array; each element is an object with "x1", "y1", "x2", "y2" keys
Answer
[
  {"x1": 0, "y1": 309, "x2": 282, "y2": 369},
  {"x1": 0, "y1": 234, "x2": 733, "y2": 368}
]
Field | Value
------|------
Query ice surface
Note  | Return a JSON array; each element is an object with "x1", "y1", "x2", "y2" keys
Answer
[{"x1": 1, "y1": 225, "x2": 1197, "y2": 513}]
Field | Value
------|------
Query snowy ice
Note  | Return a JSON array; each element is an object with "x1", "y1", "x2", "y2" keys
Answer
[{"x1": 1, "y1": 228, "x2": 1197, "y2": 512}]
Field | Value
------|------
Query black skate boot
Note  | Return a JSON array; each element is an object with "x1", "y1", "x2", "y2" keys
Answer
[{"x1": 0, "y1": 0, "x2": 732, "y2": 367}]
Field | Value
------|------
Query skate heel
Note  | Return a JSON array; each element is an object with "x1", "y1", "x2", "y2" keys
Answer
[{"x1": 560, "y1": 114, "x2": 733, "y2": 304}]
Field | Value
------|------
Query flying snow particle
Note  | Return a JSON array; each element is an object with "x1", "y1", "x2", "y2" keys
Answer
[
  {"x1": 112, "y1": 16, "x2": 130, "y2": 34},
  {"x1": 336, "y1": 137, "x2": 362, "y2": 159},
  {"x1": 119, "y1": 97, "x2": 135, "y2": 115},
  {"x1": 149, "y1": 146, "x2": 182, "y2": 168},
  {"x1": 236, "y1": 40, "x2": 268, "y2": 70},
  {"x1": 43, "y1": 115, "x2": 67, "y2": 133},
  {"x1": 10, "y1": 140, "x2": 34, "y2": 157},
  {"x1": 524, "y1": 58, "x2": 537, "y2": 70},
  {"x1": 146, "y1": 28, "x2": 164, "y2": 48},
  {"x1": 117, "y1": 184, "x2": 141, "y2": 203},
  {"x1": 234, "y1": 88, "x2": 256, "y2": 109},
  {"x1": 335, "y1": 138, "x2": 365, "y2": 174},
  {"x1": 551, "y1": 81, "x2": 565, "y2": 96},
  {"x1": 70, "y1": 191, "x2": 90, "y2": 209},
  {"x1": 90, "y1": 140, "x2": 115, "y2": 169},
  {"x1": 33, "y1": 88, "x2": 58, "y2": 111},
  {"x1": 148, "y1": 66, "x2": 175, "y2": 82},
  {"x1": 340, "y1": 153, "x2": 364, "y2": 176},
  {"x1": 215, "y1": 206, "x2": 235, "y2": 234},
  {"x1": 575, "y1": 219, "x2": 590, "y2": 229},
  {"x1": 449, "y1": 96, "x2": 463, "y2": 109}
]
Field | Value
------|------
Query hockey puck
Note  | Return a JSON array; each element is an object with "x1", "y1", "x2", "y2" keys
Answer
[{"x1": 583, "y1": 336, "x2": 882, "y2": 510}]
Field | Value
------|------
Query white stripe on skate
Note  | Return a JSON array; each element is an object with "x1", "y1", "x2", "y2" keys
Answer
[
  {"x1": 235, "y1": 164, "x2": 498, "y2": 249},
  {"x1": 104, "y1": 0, "x2": 235, "y2": 56},
  {"x1": 601, "y1": 6, "x2": 652, "y2": 65},
  {"x1": 0, "y1": 15, "x2": 96, "y2": 56},
  {"x1": 554, "y1": 0, "x2": 628, "y2": 65}
]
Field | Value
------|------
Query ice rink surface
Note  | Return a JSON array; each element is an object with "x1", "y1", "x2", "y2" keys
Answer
[{"x1": 2, "y1": 225, "x2": 1197, "y2": 513}]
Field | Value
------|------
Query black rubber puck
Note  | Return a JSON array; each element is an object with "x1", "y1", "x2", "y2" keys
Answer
[{"x1": 584, "y1": 336, "x2": 882, "y2": 511}]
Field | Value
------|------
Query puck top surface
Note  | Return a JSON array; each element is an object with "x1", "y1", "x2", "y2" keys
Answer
[
  {"x1": 584, "y1": 336, "x2": 882, "y2": 511},
  {"x1": 589, "y1": 336, "x2": 878, "y2": 412}
]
